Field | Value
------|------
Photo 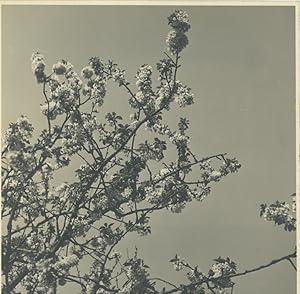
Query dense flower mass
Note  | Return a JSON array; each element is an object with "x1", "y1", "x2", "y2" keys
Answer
[
  {"x1": 260, "y1": 200, "x2": 296, "y2": 232},
  {"x1": 52, "y1": 61, "x2": 67, "y2": 75},
  {"x1": 81, "y1": 65, "x2": 94, "y2": 79},
  {"x1": 166, "y1": 30, "x2": 189, "y2": 55},
  {"x1": 174, "y1": 81, "x2": 194, "y2": 107},
  {"x1": 166, "y1": 10, "x2": 190, "y2": 55},
  {"x1": 3, "y1": 116, "x2": 34, "y2": 151},
  {"x1": 156, "y1": 58, "x2": 174, "y2": 81},
  {"x1": 208, "y1": 257, "x2": 237, "y2": 289},
  {"x1": 31, "y1": 52, "x2": 46, "y2": 83},
  {"x1": 168, "y1": 10, "x2": 191, "y2": 33}
]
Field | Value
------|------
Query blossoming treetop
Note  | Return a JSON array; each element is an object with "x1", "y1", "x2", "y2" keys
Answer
[{"x1": 1, "y1": 10, "x2": 295, "y2": 294}]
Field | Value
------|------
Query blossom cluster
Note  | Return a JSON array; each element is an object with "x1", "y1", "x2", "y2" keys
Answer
[
  {"x1": 138, "y1": 138, "x2": 167, "y2": 161},
  {"x1": 187, "y1": 266, "x2": 205, "y2": 283},
  {"x1": 174, "y1": 81, "x2": 194, "y2": 107},
  {"x1": 31, "y1": 52, "x2": 46, "y2": 83},
  {"x1": 145, "y1": 171, "x2": 191, "y2": 213},
  {"x1": 52, "y1": 61, "x2": 67, "y2": 75},
  {"x1": 61, "y1": 113, "x2": 99, "y2": 155},
  {"x1": 260, "y1": 200, "x2": 296, "y2": 232},
  {"x1": 22, "y1": 254, "x2": 79, "y2": 292},
  {"x1": 208, "y1": 257, "x2": 237, "y2": 289},
  {"x1": 168, "y1": 10, "x2": 191, "y2": 33},
  {"x1": 6, "y1": 151, "x2": 36, "y2": 173},
  {"x1": 166, "y1": 10, "x2": 191, "y2": 55},
  {"x1": 81, "y1": 65, "x2": 95, "y2": 79},
  {"x1": 155, "y1": 80, "x2": 195, "y2": 110},
  {"x1": 125, "y1": 217, "x2": 151, "y2": 236},
  {"x1": 106, "y1": 60, "x2": 129, "y2": 87},
  {"x1": 82, "y1": 76, "x2": 107, "y2": 106},
  {"x1": 34, "y1": 58, "x2": 84, "y2": 119},
  {"x1": 121, "y1": 255, "x2": 154, "y2": 293},
  {"x1": 131, "y1": 64, "x2": 154, "y2": 108},
  {"x1": 3, "y1": 116, "x2": 34, "y2": 151},
  {"x1": 156, "y1": 58, "x2": 174, "y2": 81},
  {"x1": 170, "y1": 254, "x2": 186, "y2": 271}
]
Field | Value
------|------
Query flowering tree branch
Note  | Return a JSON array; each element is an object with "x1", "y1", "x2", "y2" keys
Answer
[
  {"x1": 1, "y1": 9, "x2": 294, "y2": 294},
  {"x1": 163, "y1": 251, "x2": 296, "y2": 294}
]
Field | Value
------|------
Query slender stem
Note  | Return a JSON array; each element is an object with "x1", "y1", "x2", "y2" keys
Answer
[
  {"x1": 287, "y1": 257, "x2": 297, "y2": 271},
  {"x1": 149, "y1": 278, "x2": 179, "y2": 290}
]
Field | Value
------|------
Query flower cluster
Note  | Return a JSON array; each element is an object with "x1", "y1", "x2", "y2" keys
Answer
[
  {"x1": 188, "y1": 186, "x2": 211, "y2": 202},
  {"x1": 121, "y1": 255, "x2": 154, "y2": 294},
  {"x1": 52, "y1": 61, "x2": 67, "y2": 75},
  {"x1": 170, "y1": 254, "x2": 186, "y2": 271},
  {"x1": 219, "y1": 158, "x2": 241, "y2": 175},
  {"x1": 81, "y1": 65, "x2": 94, "y2": 79},
  {"x1": 156, "y1": 58, "x2": 174, "y2": 81},
  {"x1": 166, "y1": 30, "x2": 189, "y2": 55},
  {"x1": 145, "y1": 170, "x2": 191, "y2": 213},
  {"x1": 106, "y1": 60, "x2": 129, "y2": 87},
  {"x1": 89, "y1": 56, "x2": 105, "y2": 76},
  {"x1": 73, "y1": 216, "x2": 92, "y2": 238},
  {"x1": 148, "y1": 121, "x2": 172, "y2": 136},
  {"x1": 200, "y1": 158, "x2": 241, "y2": 184},
  {"x1": 169, "y1": 131, "x2": 190, "y2": 146},
  {"x1": 187, "y1": 266, "x2": 205, "y2": 283},
  {"x1": 155, "y1": 80, "x2": 194, "y2": 110},
  {"x1": 168, "y1": 10, "x2": 191, "y2": 33},
  {"x1": 82, "y1": 76, "x2": 107, "y2": 106},
  {"x1": 26, "y1": 228, "x2": 48, "y2": 250},
  {"x1": 136, "y1": 64, "x2": 153, "y2": 92},
  {"x1": 131, "y1": 64, "x2": 154, "y2": 108},
  {"x1": 53, "y1": 254, "x2": 80, "y2": 274},
  {"x1": 22, "y1": 254, "x2": 79, "y2": 291},
  {"x1": 155, "y1": 82, "x2": 173, "y2": 110},
  {"x1": 38, "y1": 60, "x2": 83, "y2": 119},
  {"x1": 66, "y1": 66, "x2": 83, "y2": 93},
  {"x1": 260, "y1": 200, "x2": 296, "y2": 232},
  {"x1": 138, "y1": 138, "x2": 167, "y2": 161},
  {"x1": 4, "y1": 116, "x2": 34, "y2": 151},
  {"x1": 40, "y1": 101, "x2": 58, "y2": 120},
  {"x1": 51, "y1": 146, "x2": 70, "y2": 168},
  {"x1": 61, "y1": 113, "x2": 98, "y2": 155},
  {"x1": 99, "y1": 223, "x2": 123, "y2": 246},
  {"x1": 165, "y1": 10, "x2": 190, "y2": 56},
  {"x1": 125, "y1": 217, "x2": 151, "y2": 236},
  {"x1": 208, "y1": 257, "x2": 237, "y2": 289},
  {"x1": 31, "y1": 52, "x2": 46, "y2": 83},
  {"x1": 175, "y1": 81, "x2": 194, "y2": 107},
  {"x1": 6, "y1": 150, "x2": 36, "y2": 172}
]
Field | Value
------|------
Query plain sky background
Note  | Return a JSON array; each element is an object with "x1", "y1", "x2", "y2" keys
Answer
[{"x1": 2, "y1": 4, "x2": 296, "y2": 294}]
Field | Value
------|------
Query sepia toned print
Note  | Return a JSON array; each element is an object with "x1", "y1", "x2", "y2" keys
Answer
[{"x1": 1, "y1": 4, "x2": 297, "y2": 294}]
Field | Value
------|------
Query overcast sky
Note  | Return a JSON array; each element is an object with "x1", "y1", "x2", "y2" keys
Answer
[{"x1": 2, "y1": 5, "x2": 296, "y2": 294}]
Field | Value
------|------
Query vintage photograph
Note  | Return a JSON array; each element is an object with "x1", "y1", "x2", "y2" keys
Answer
[{"x1": 1, "y1": 3, "x2": 297, "y2": 294}]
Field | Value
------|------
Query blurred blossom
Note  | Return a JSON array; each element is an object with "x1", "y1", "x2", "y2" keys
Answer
[
  {"x1": 31, "y1": 52, "x2": 46, "y2": 83},
  {"x1": 40, "y1": 101, "x2": 59, "y2": 120},
  {"x1": 52, "y1": 61, "x2": 67, "y2": 75},
  {"x1": 170, "y1": 254, "x2": 185, "y2": 271},
  {"x1": 81, "y1": 65, "x2": 95, "y2": 79},
  {"x1": 166, "y1": 30, "x2": 188, "y2": 55}
]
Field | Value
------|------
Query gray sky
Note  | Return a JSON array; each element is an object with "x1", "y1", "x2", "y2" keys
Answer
[{"x1": 2, "y1": 5, "x2": 296, "y2": 293}]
